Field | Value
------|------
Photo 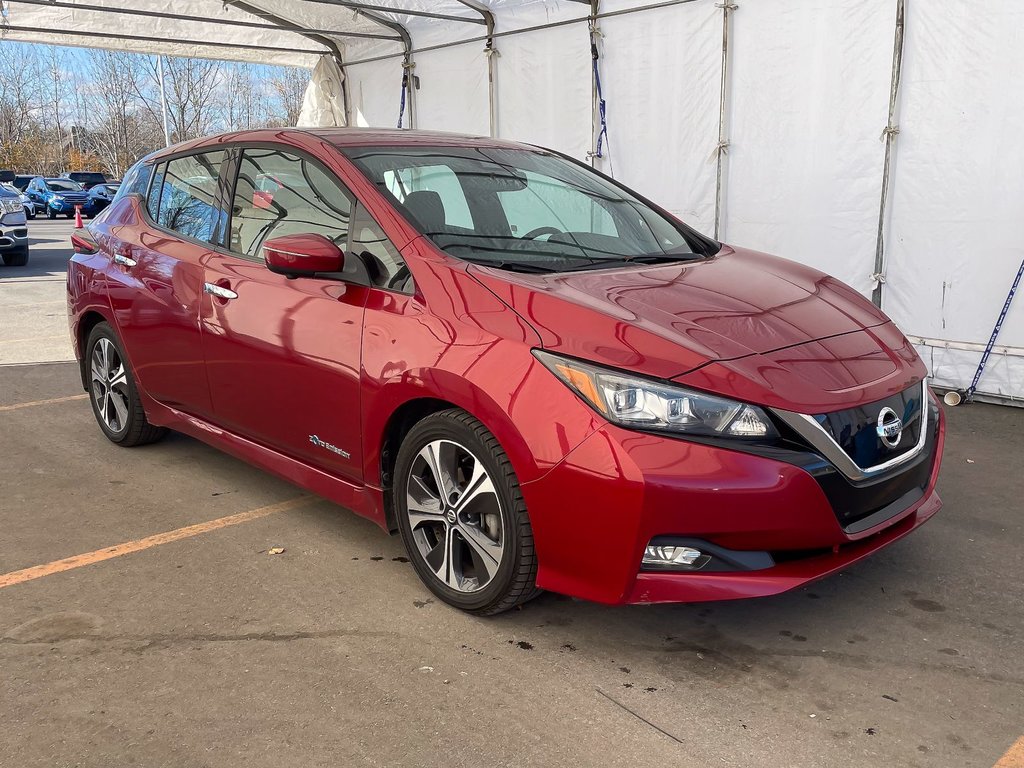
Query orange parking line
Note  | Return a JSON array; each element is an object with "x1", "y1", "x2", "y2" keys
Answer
[
  {"x1": 995, "y1": 737, "x2": 1024, "y2": 768},
  {"x1": 0, "y1": 334, "x2": 68, "y2": 344},
  {"x1": 0, "y1": 394, "x2": 88, "y2": 412},
  {"x1": 0, "y1": 496, "x2": 312, "y2": 589}
]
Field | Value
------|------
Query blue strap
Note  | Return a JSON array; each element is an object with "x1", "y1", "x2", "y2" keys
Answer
[
  {"x1": 397, "y1": 72, "x2": 408, "y2": 129},
  {"x1": 967, "y1": 256, "x2": 1024, "y2": 399},
  {"x1": 591, "y1": 42, "x2": 608, "y2": 158}
]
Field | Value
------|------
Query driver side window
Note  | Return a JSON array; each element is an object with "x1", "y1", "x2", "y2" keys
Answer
[{"x1": 229, "y1": 148, "x2": 352, "y2": 260}]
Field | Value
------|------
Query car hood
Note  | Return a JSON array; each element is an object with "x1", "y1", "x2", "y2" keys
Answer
[{"x1": 469, "y1": 245, "x2": 923, "y2": 410}]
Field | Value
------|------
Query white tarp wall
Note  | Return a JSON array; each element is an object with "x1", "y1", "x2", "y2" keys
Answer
[
  {"x1": 327, "y1": 0, "x2": 1023, "y2": 403},
  {"x1": 2, "y1": 0, "x2": 1021, "y2": 402}
]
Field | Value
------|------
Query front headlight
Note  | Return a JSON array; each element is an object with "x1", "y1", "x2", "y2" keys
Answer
[
  {"x1": 0, "y1": 198, "x2": 22, "y2": 214},
  {"x1": 534, "y1": 350, "x2": 779, "y2": 439}
]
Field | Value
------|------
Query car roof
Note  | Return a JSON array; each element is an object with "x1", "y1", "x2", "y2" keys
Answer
[{"x1": 150, "y1": 127, "x2": 536, "y2": 162}]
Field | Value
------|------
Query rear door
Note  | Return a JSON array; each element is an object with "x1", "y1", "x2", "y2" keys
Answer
[
  {"x1": 199, "y1": 144, "x2": 368, "y2": 482},
  {"x1": 104, "y1": 151, "x2": 227, "y2": 418}
]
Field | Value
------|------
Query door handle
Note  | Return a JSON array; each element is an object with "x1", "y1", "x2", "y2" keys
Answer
[
  {"x1": 204, "y1": 282, "x2": 238, "y2": 300},
  {"x1": 113, "y1": 253, "x2": 137, "y2": 268}
]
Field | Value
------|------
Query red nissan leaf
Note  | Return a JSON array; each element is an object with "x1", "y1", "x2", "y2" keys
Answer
[{"x1": 67, "y1": 129, "x2": 944, "y2": 614}]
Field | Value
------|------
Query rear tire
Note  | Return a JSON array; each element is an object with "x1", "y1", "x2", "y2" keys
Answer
[
  {"x1": 46, "y1": 207, "x2": 56, "y2": 219},
  {"x1": 1, "y1": 245, "x2": 28, "y2": 267},
  {"x1": 26, "y1": 209, "x2": 35, "y2": 220},
  {"x1": 84, "y1": 323, "x2": 167, "y2": 447},
  {"x1": 394, "y1": 409, "x2": 539, "y2": 615}
]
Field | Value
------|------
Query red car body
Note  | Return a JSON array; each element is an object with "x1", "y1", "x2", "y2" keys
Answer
[{"x1": 67, "y1": 128, "x2": 944, "y2": 605}]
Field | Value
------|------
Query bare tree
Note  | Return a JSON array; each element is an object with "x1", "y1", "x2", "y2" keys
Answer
[
  {"x1": 269, "y1": 67, "x2": 308, "y2": 126},
  {"x1": 1, "y1": 43, "x2": 310, "y2": 176},
  {"x1": 83, "y1": 50, "x2": 163, "y2": 177},
  {"x1": 221, "y1": 63, "x2": 274, "y2": 131},
  {"x1": 0, "y1": 44, "x2": 45, "y2": 169},
  {"x1": 145, "y1": 56, "x2": 223, "y2": 142}
]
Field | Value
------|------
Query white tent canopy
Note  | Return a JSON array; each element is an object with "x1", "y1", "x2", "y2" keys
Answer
[{"x1": 2, "y1": 0, "x2": 1021, "y2": 403}]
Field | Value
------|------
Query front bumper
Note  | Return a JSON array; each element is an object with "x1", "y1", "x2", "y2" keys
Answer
[
  {"x1": 0, "y1": 224, "x2": 28, "y2": 252},
  {"x1": 520, "y1": 392, "x2": 945, "y2": 605}
]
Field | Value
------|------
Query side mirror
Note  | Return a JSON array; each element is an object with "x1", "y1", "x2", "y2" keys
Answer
[{"x1": 263, "y1": 233, "x2": 343, "y2": 278}]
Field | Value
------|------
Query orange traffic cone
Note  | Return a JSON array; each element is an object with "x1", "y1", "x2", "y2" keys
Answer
[{"x1": 74, "y1": 205, "x2": 83, "y2": 229}]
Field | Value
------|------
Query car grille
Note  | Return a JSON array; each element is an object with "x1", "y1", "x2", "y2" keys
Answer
[
  {"x1": 812, "y1": 383, "x2": 924, "y2": 470},
  {"x1": 58, "y1": 193, "x2": 89, "y2": 204},
  {"x1": 815, "y1": 399, "x2": 940, "y2": 532}
]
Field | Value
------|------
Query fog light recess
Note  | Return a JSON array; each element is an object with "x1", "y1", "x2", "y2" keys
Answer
[{"x1": 642, "y1": 544, "x2": 711, "y2": 570}]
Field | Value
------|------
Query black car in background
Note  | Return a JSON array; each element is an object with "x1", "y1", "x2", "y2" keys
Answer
[
  {"x1": 86, "y1": 182, "x2": 120, "y2": 215},
  {"x1": 61, "y1": 171, "x2": 107, "y2": 190},
  {"x1": 12, "y1": 174, "x2": 37, "y2": 192}
]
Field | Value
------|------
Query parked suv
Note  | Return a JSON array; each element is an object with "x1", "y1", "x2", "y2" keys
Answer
[
  {"x1": 26, "y1": 177, "x2": 90, "y2": 219},
  {"x1": 62, "y1": 171, "x2": 108, "y2": 190},
  {"x1": 12, "y1": 174, "x2": 37, "y2": 193},
  {"x1": 0, "y1": 182, "x2": 29, "y2": 266},
  {"x1": 1, "y1": 182, "x2": 34, "y2": 220},
  {"x1": 67, "y1": 129, "x2": 944, "y2": 614}
]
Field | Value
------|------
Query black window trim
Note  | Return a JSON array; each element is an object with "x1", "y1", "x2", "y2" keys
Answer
[
  {"x1": 221, "y1": 141, "x2": 359, "y2": 264},
  {"x1": 133, "y1": 140, "x2": 412, "y2": 294},
  {"x1": 140, "y1": 150, "x2": 230, "y2": 251},
  {"x1": 220, "y1": 141, "x2": 413, "y2": 294}
]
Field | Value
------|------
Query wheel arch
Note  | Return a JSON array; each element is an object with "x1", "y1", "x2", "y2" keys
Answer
[
  {"x1": 367, "y1": 371, "x2": 552, "y2": 533},
  {"x1": 76, "y1": 309, "x2": 113, "y2": 390},
  {"x1": 377, "y1": 397, "x2": 459, "y2": 531}
]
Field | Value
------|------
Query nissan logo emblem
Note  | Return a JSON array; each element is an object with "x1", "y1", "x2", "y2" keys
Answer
[{"x1": 876, "y1": 407, "x2": 904, "y2": 449}]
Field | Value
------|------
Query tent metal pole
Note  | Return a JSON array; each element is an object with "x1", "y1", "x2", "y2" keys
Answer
[
  {"x1": 0, "y1": 24, "x2": 329, "y2": 55},
  {"x1": 331, "y1": 0, "x2": 701, "y2": 71},
  {"x1": 454, "y1": 0, "x2": 498, "y2": 137},
  {"x1": 713, "y1": 2, "x2": 737, "y2": 242},
  {"x1": 872, "y1": 0, "x2": 906, "y2": 308},
  {"x1": 5, "y1": 0, "x2": 401, "y2": 41},
  {"x1": 228, "y1": 1, "x2": 351, "y2": 127},
  {"x1": 589, "y1": 0, "x2": 600, "y2": 166},
  {"x1": 291, "y1": 0, "x2": 485, "y2": 25},
  {"x1": 157, "y1": 55, "x2": 172, "y2": 147},
  {"x1": 342, "y1": 6, "x2": 417, "y2": 129}
]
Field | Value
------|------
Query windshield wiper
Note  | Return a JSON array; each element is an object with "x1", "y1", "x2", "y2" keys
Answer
[
  {"x1": 461, "y1": 257, "x2": 560, "y2": 274},
  {"x1": 614, "y1": 253, "x2": 705, "y2": 265}
]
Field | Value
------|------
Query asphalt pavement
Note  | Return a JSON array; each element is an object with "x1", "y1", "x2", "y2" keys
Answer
[{"x1": 1, "y1": 220, "x2": 1021, "y2": 767}]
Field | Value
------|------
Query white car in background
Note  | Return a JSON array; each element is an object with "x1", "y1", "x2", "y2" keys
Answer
[
  {"x1": 0, "y1": 182, "x2": 29, "y2": 266},
  {"x1": 1, "y1": 182, "x2": 35, "y2": 220}
]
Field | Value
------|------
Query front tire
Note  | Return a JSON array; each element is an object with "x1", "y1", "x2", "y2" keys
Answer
[
  {"x1": 394, "y1": 409, "x2": 539, "y2": 615},
  {"x1": 46, "y1": 207, "x2": 56, "y2": 219},
  {"x1": 1, "y1": 246, "x2": 28, "y2": 267},
  {"x1": 85, "y1": 323, "x2": 166, "y2": 447}
]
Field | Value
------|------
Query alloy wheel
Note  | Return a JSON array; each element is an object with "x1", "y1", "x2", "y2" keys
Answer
[
  {"x1": 90, "y1": 337, "x2": 130, "y2": 434},
  {"x1": 404, "y1": 439, "x2": 505, "y2": 593}
]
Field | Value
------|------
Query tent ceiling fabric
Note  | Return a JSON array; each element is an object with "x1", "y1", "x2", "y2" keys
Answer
[{"x1": 1, "y1": 0, "x2": 1021, "y2": 403}]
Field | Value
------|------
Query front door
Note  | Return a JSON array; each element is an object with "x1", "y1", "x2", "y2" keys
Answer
[
  {"x1": 104, "y1": 152, "x2": 228, "y2": 418},
  {"x1": 199, "y1": 146, "x2": 367, "y2": 483}
]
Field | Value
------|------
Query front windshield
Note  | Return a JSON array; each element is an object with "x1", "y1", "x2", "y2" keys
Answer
[
  {"x1": 344, "y1": 146, "x2": 716, "y2": 273},
  {"x1": 46, "y1": 180, "x2": 82, "y2": 192}
]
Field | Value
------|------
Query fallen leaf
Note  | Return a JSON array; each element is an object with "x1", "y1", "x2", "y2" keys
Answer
[{"x1": 267, "y1": 547, "x2": 285, "y2": 555}]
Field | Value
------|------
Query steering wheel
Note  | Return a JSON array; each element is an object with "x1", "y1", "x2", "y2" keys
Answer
[{"x1": 521, "y1": 226, "x2": 563, "y2": 240}]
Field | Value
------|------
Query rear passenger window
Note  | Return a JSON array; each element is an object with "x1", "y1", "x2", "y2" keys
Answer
[
  {"x1": 146, "y1": 163, "x2": 166, "y2": 221},
  {"x1": 117, "y1": 161, "x2": 153, "y2": 202},
  {"x1": 229, "y1": 148, "x2": 351, "y2": 259},
  {"x1": 154, "y1": 151, "x2": 227, "y2": 244}
]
